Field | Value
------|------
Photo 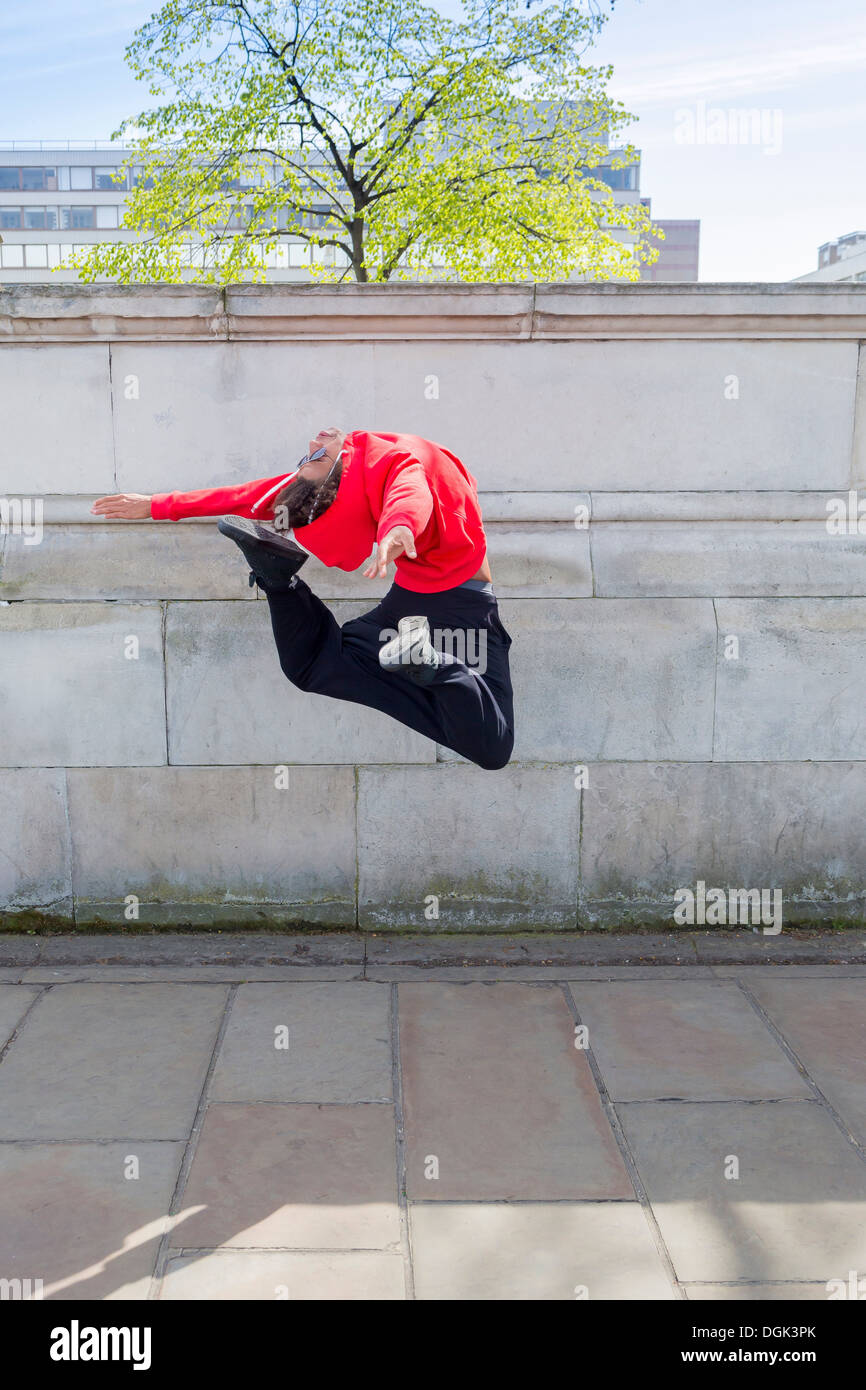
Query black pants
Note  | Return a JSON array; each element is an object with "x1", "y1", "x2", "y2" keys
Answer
[{"x1": 263, "y1": 575, "x2": 515, "y2": 771}]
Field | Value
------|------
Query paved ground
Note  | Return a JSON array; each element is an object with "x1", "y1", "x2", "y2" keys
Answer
[{"x1": 1, "y1": 932, "x2": 865, "y2": 1301}]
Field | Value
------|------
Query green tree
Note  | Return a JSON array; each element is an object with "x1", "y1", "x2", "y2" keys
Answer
[{"x1": 72, "y1": 0, "x2": 659, "y2": 285}]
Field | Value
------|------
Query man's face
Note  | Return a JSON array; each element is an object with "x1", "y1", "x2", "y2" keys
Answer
[{"x1": 298, "y1": 426, "x2": 345, "y2": 481}]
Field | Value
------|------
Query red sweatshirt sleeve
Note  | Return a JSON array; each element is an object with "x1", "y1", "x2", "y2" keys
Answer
[
  {"x1": 149, "y1": 473, "x2": 292, "y2": 521},
  {"x1": 374, "y1": 451, "x2": 434, "y2": 542}
]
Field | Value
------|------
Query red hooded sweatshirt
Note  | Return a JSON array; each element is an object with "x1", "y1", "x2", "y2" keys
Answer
[{"x1": 150, "y1": 430, "x2": 488, "y2": 593}]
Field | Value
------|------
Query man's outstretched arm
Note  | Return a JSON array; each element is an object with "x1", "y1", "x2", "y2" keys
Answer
[{"x1": 90, "y1": 475, "x2": 290, "y2": 521}]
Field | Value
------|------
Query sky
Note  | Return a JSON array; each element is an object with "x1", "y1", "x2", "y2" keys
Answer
[{"x1": 0, "y1": 0, "x2": 863, "y2": 280}]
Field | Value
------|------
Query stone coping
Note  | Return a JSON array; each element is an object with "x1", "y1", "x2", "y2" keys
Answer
[{"x1": 2, "y1": 282, "x2": 866, "y2": 340}]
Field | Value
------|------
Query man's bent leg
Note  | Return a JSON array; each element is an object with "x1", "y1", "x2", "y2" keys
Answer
[{"x1": 262, "y1": 577, "x2": 515, "y2": 771}]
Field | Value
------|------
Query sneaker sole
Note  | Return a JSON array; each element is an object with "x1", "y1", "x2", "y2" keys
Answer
[{"x1": 218, "y1": 515, "x2": 308, "y2": 565}]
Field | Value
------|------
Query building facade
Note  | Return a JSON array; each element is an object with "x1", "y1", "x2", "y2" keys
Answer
[
  {"x1": 0, "y1": 139, "x2": 696, "y2": 283},
  {"x1": 796, "y1": 231, "x2": 866, "y2": 283}
]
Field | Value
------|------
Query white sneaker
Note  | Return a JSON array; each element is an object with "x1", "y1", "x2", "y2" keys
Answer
[{"x1": 378, "y1": 615, "x2": 440, "y2": 684}]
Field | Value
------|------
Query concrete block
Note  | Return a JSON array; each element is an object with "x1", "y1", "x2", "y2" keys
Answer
[
  {"x1": 0, "y1": 982, "x2": 227, "y2": 1139},
  {"x1": 178, "y1": 1102, "x2": 400, "y2": 1249},
  {"x1": 619, "y1": 1100, "x2": 866, "y2": 1281},
  {"x1": 0, "y1": 1140, "x2": 184, "y2": 1300},
  {"x1": 111, "y1": 342, "x2": 375, "y2": 492},
  {"x1": 484, "y1": 524, "x2": 591, "y2": 596},
  {"x1": 370, "y1": 340, "x2": 857, "y2": 491},
  {"x1": 0, "y1": 603, "x2": 166, "y2": 767},
  {"x1": 210, "y1": 982, "x2": 392, "y2": 1102},
  {"x1": 579, "y1": 761, "x2": 866, "y2": 927},
  {"x1": 66, "y1": 766, "x2": 356, "y2": 924},
  {"x1": 593, "y1": 521, "x2": 866, "y2": 597},
  {"x1": 714, "y1": 599, "x2": 866, "y2": 759},
  {"x1": 440, "y1": 598, "x2": 714, "y2": 762},
  {"x1": 357, "y1": 764, "x2": 579, "y2": 929},
  {"x1": 0, "y1": 524, "x2": 256, "y2": 601},
  {"x1": 0, "y1": 344, "x2": 114, "y2": 492},
  {"x1": 0, "y1": 770, "x2": 72, "y2": 914},
  {"x1": 165, "y1": 599, "x2": 433, "y2": 765},
  {"x1": 410, "y1": 1203, "x2": 673, "y2": 1299}
]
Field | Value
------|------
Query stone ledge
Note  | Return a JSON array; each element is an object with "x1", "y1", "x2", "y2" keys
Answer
[
  {"x1": 25, "y1": 490, "x2": 853, "y2": 524},
  {"x1": 2, "y1": 281, "x2": 866, "y2": 341}
]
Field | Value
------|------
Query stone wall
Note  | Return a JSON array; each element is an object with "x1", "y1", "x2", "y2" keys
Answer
[{"x1": 2, "y1": 282, "x2": 866, "y2": 930}]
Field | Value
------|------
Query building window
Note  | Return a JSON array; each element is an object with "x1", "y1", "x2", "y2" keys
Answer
[
  {"x1": 62, "y1": 207, "x2": 97, "y2": 229},
  {"x1": 22, "y1": 167, "x2": 57, "y2": 191},
  {"x1": 96, "y1": 204, "x2": 120, "y2": 228},
  {"x1": 130, "y1": 166, "x2": 156, "y2": 189},
  {"x1": 0, "y1": 169, "x2": 21, "y2": 190},
  {"x1": 24, "y1": 244, "x2": 48, "y2": 268},
  {"x1": 94, "y1": 166, "x2": 126, "y2": 190},
  {"x1": 69, "y1": 167, "x2": 93, "y2": 190},
  {"x1": 0, "y1": 207, "x2": 21, "y2": 229},
  {"x1": 0, "y1": 244, "x2": 24, "y2": 268}
]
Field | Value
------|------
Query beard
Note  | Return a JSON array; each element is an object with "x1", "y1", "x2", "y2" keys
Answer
[{"x1": 272, "y1": 459, "x2": 343, "y2": 531}]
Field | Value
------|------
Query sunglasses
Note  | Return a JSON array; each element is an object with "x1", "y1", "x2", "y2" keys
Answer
[{"x1": 297, "y1": 446, "x2": 329, "y2": 469}]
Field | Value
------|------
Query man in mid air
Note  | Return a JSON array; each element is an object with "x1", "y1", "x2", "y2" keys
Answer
[{"x1": 92, "y1": 427, "x2": 514, "y2": 771}]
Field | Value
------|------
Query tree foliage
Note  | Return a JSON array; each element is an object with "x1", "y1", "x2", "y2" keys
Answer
[{"x1": 71, "y1": 0, "x2": 660, "y2": 284}]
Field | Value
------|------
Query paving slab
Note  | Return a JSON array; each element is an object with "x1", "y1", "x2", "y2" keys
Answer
[
  {"x1": 744, "y1": 978, "x2": 866, "y2": 1144},
  {"x1": 0, "y1": 984, "x2": 40, "y2": 1047},
  {"x1": 369, "y1": 965, "x2": 712, "y2": 982},
  {"x1": 409, "y1": 1202, "x2": 673, "y2": 1299},
  {"x1": 568, "y1": 981, "x2": 811, "y2": 1100},
  {"x1": 210, "y1": 983, "x2": 392, "y2": 1103},
  {"x1": 685, "y1": 1282, "x2": 833, "y2": 1300},
  {"x1": 398, "y1": 982, "x2": 633, "y2": 1199},
  {"x1": 0, "y1": 983, "x2": 227, "y2": 1139},
  {"x1": 712, "y1": 965, "x2": 866, "y2": 979},
  {"x1": 618, "y1": 1100, "x2": 866, "y2": 1282},
  {"x1": 0, "y1": 1140, "x2": 184, "y2": 1300},
  {"x1": 160, "y1": 1250, "x2": 405, "y2": 1299},
  {"x1": 178, "y1": 1102, "x2": 400, "y2": 1249}
]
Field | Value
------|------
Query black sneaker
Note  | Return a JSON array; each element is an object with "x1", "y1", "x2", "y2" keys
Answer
[
  {"x1": 217, "y1": 515, "x2": 309, "y2": 591},
  {"x1": 379, "y1": 615, "x2": 440, "y2": 685}
]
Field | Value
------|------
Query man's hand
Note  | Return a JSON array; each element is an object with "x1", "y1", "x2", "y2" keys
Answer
[
  {"x1": 363, "y1": 525, "x2": 417, "y2": 578},
  {"x1": 91, "y1": 493, "x2": 153, "y2": 519}
]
